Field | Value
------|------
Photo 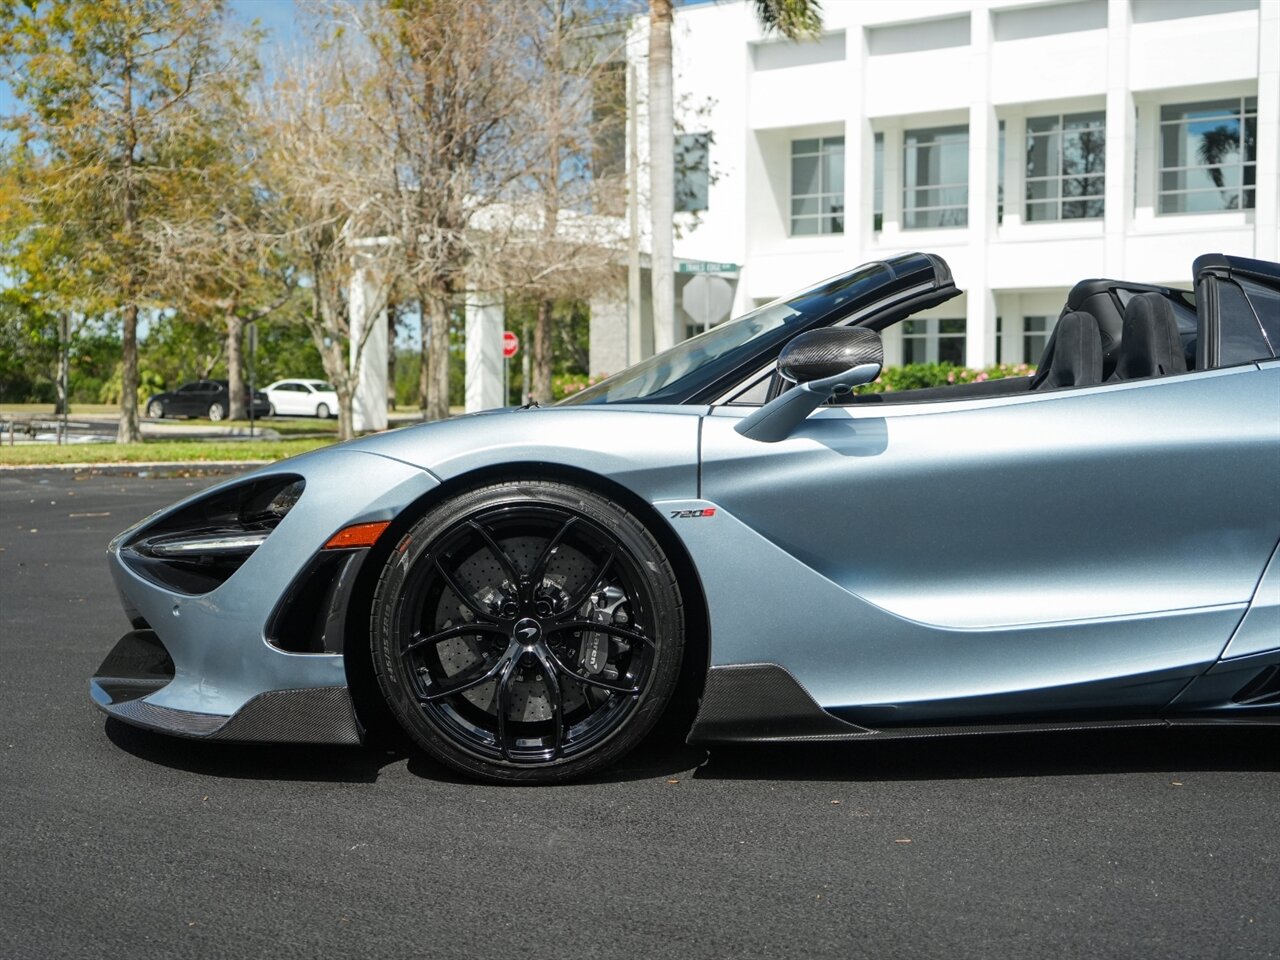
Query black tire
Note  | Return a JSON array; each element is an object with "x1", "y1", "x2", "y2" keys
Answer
[
  {"x1": 147, "y1": 400, "x2": 165, "y2": 420},
  {"x1": 207, "y1": 402, "x2": 225, "y2": 421},
  {"x1": 370, "y1": 479, "x2": 685, "y2": 784},
  {"x1": 315, "y1": 402, "x2": 330, "y2": 419}
]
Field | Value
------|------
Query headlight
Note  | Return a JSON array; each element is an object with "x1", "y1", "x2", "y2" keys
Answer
[{"x1": 120, "y1": 475, "x2": 305, "y2": 595}]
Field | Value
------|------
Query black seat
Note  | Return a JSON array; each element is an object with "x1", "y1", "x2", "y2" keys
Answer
[
  {"x1": 1108, "y1": 293, "x2": 1187, "y2": 381},
  {"x1": 1033, "y1": 311, "x2": 1103, "y2": 390}
]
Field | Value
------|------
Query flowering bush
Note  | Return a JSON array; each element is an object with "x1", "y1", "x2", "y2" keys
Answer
[
  {"x1": 552, "y1": 372, "x2": 608, "y2": 400},
  {"x1": 858, "y1": 362, "x2": 1035, "y2": 394}
]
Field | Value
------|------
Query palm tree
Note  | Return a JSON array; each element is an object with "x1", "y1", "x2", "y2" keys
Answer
[
  {"x1": 648, "y1": 0, "x2": 822, "y2": 354},
  {"x1": 1196, "y1": 124, "x2": 1242, "y2": 209}
]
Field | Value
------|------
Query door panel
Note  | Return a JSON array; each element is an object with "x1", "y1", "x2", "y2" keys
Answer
[{"x1": 698, "y1": 364, "x2": 1280, "y2": 720}]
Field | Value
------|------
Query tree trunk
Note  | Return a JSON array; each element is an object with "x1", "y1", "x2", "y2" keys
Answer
[
  {"x1": 55, "y1": 316, "x2": 69, "y2": 417},
  {"x1": 648, "y1": 0, "x2": 676, "y2": 355},
  {"x1": 117, "y1": 53, "x2": 142, "y2": 444},
  {"x1": 387, "y1": 307, "x2": 398, "y2": 411},
  {"x1": 533, "y1": 299, "x2": 554, "y2": 404},
  {"x1": 520, "y1": 313, "x2": 532, "y2": 405},
  {"x1": 117, "y1": 304, "x2": 142, "y2": 443},
  {"x1": 226, "y1": 311, "x2": 245, "y2": 420},
  {"x1": 424, "y1": 292, "x2": 452, "y2": 421},
  {"x1": 418, "y1": 300, "x2": 430, "y2": 415}
]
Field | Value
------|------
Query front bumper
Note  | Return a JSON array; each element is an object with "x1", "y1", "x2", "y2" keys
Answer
[
  {"x1": 91, "y1": 630, "x2": 363, "y2": 742},
  {"x1": 93, "y1": 448, "x2": 439, "y2": 744}
]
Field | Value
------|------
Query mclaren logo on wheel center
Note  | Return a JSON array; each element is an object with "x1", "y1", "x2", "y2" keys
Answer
[{"x1": 514, "y1": 618, "x2": 542, "y2": 645}]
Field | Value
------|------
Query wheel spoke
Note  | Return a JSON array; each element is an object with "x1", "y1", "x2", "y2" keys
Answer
[
  {"x1": 468, "y1": 520, "x2": 522, "y2": 591},
  {"x1": 533, "y1": 647, "x2": 565, "y2": 758},
  {"x1": 494, "y1": 655, "x2": 521, "y2": 761},
  {"x1": 546, "y1": 649, "x2": 643, "y2": 696},
  {"x1": 527, "y1": 517, "x2": 577, "y2": 600},
  {"x1": 419, "y1": 652, "x2": 509, "y2": 702},
  {"x1": 547, "y1": 619, "x2": 654, "y2": 649},
  {"x1": 559, "y1": 549, "x2": 615, "y2": 615},
  {"x1": 434, "y1": 558, "x2": 496, "y2": 622},
  {"x1": 402, "y1": 622, "x2": 508, "y2": 658}
]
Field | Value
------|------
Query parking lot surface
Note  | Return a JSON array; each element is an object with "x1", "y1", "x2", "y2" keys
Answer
[{"x1": 2, "y1": 469, "x2": 1278, "y2": 959}]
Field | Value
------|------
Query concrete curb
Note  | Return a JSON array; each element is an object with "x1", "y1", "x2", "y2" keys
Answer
[{"x1": 0, "y1": 460, "x2": 269, "y2": 474}]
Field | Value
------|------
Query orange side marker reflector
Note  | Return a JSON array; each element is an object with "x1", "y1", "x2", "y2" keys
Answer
[{"x1": 324, "y1": 521, "x2": 390, "y2": 550}]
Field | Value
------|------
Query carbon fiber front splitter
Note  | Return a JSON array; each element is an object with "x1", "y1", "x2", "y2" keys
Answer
[{"x1": 90, "y1": 630, "x2": 362, "y2": 745}]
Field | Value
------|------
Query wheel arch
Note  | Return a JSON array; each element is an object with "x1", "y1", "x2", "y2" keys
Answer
[{"x1": 342, "y1": 460, "x2": 712, "y2": 747}]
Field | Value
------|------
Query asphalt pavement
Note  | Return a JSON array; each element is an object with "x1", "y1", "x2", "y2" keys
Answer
[{"x1": 2, "y1": 469, "x2": 1278, "y2": 960}]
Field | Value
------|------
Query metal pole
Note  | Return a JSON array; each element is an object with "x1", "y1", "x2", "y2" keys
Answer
[
  {"x1": 247, "y1": 321, "x2": 257, "y2": 439},
  {"x1": 503, "y1": 356, "x2": 509, "y2": 407},
  {"x1": 626, "y1": 62, "x2": 640, "y2": 368}
]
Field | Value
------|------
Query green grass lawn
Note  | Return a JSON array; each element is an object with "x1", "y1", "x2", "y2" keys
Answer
[
  {"x1": 179, "y1": 417, "x2": 339, "y2": 436},
  {"x1": 0, "y1": 437, "x2": 337, "y2": 466}
]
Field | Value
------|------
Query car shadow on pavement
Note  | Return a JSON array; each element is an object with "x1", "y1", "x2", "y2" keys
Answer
[
  {"x1": 690, "y1": 725, "x2": 1280, "y2": 782},
  {"x1": 105, "y1": 717, "x2": 1280, "y2": 786},
  {"x1": 104, "y1": 718, "x2": 401, "y2": 784}
]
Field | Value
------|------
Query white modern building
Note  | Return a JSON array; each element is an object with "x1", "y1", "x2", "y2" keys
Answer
[{"x1": 589, "y1": 0, "x2": 1280, "y2": 376}]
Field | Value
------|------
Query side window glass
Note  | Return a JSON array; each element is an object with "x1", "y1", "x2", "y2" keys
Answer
[
  {"x1": 1217, "y1": 281, "x2": 1273, "y2": 366},
  {"x1": 1239, "y1": 278, "x2": 1279, "y2": 358}
]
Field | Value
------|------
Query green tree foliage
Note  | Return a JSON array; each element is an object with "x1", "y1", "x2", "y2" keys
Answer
[{"x1": 0, "y1": 0, "x2": 250, "y2": 441}]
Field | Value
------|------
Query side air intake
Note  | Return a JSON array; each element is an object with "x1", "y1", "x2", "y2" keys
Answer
[{"x1": 1232, "y1": 666, "x2": 1280, "y2": 706}]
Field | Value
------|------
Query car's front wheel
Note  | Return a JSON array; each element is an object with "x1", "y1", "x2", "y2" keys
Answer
[
  {"x1": 207, "y1": 402, "x2": 225, "y2": 421},
  {"x1": 315, "y1": 402, "x2": 330, "y2": 419},
  {"x1": 370, "y1": 479, "x2": 685, "y2": 784},
  {"x1": 146, "y1": 400, "x2": 165, "y2": 419}
]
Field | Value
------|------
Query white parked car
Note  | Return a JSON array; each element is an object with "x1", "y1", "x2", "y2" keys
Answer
[{"x1": 262, "y1": 379, "x2": 338, "y2": 418}]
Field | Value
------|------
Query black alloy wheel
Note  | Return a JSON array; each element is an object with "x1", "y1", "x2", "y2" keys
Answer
[{"x1": 370, "y1": 480, "x2": 685, "y2": 783}]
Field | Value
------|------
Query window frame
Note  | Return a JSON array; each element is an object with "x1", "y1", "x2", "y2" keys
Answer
[
  {"x1": 1157, "y1": 96, "x2": 1258, "y2": 215},
  {"x1": 789, "y1": 135, "x2": 845, "y2": 236},
  {"x1": 902, "y1": 125, "x2": 970, "y2": 230},
  {"x1": 1024, "y1": 111, "x2": 1106, "y2": 222}
]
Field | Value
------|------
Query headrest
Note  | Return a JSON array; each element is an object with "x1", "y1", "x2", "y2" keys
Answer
[
  {"x1": 1110, "y1": 294, "x2": 1187, "y2": 381},
  {"x1": 1034, "y1": 311, "x2": 1103, "y2": 390}
]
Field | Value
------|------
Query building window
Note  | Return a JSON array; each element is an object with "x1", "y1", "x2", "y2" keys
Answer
[
  {"x1": 1159, "y1": 97, "x2": 1257, "y2": 214},
  {"x1": 902, "y1": 318, "x2": 966, "y2": 364},
  {"x1": 791, "y1": 136, "x2": 844, "y2": 235},
  {"x1": 1023, "y1": 316, "x2": 1052, "y2": 362},
  {"x1": 675, "y1": 133, "x2": 710, "y2": 213},
  {"x1": 903, "y1": 126, "x2": 968, "y2": 228},
  {"x1": 997, "y1": 316, "x2": 1055, "y2": 364},
  {"x1": 1025, "y1": 112, "x2": 1105, "y2": 221}
]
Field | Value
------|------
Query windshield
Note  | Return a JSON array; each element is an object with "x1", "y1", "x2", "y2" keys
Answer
[{"x1": 562, "y1": 262, "x2": 893, "y2": 405}]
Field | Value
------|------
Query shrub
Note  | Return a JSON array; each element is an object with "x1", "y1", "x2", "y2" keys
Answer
[{"x1": 858, "y1": 362, "x2": 1035, "y2": 394}]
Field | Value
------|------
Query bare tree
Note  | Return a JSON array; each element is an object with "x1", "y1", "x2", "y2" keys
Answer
[
  {"x1": 253, "y1": 55, "x2": 396, "y2": 440},
  {"x1": 343, "y1": 0, "x2": 532, "y2": 421},
  {"x1": 496, "y1": 1, "x2": 630, "y2": 404}
]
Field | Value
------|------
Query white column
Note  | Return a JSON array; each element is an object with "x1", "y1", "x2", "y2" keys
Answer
[
  {"x1": 1255, "y1": 0, "x2": 1280, "y2": 261},
  {"x1": 1103, "y1": 0, "x2": 1134, "y2": 275},
  {"x1": 845, "y1": 23, "x2": 872, "y2": 257},
  {"x1": 1002, "y1": 111, "x2": 1025, "y2": 231},
  {"x1": 589, "y1": 280, "x2": 629, "y2": 379},
  {"x1": 350, "y1": 267, "x2": 388, "y2": 433},
  {"x1": 965, "y1": 9, "x2": 997, "y2": 369},
  {"x1": 464, "y1": 293, "x2": 504, "y2": 413},
  {"x1": 880, "y1": 122, "x2": 904, "y2": 240}
]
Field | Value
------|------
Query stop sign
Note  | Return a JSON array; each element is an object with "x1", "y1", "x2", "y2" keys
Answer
[{"x1": 502, "y1": 330, "x2": 519, "y2": 358}]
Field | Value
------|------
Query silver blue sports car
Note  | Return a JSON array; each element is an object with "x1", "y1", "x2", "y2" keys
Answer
[{"x1": 93, "y1": 251, "x2": 1280, "y2": 783}]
